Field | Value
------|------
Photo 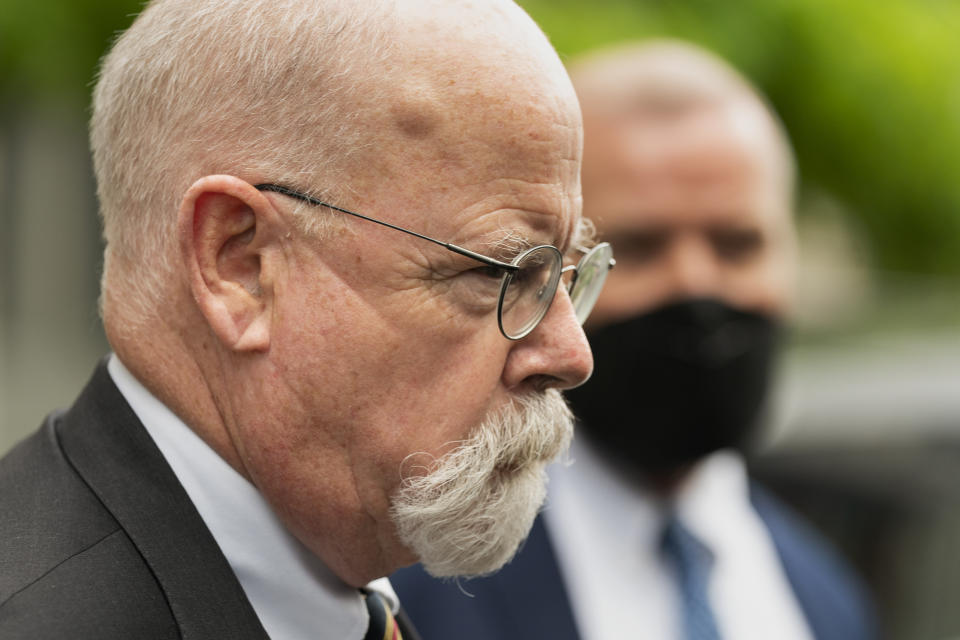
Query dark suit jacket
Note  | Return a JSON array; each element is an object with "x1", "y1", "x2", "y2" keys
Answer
[
  {"x1": 392, "y1": 484, "x2": 880, "y2": 640},
  {"x1": 0, "y1": 362, "x2": 420, "y2": 640}
]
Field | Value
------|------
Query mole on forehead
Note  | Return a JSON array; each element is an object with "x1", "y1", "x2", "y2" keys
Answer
[{"x1": 391, "y1": 103, "x2": 440, "y2": 139}]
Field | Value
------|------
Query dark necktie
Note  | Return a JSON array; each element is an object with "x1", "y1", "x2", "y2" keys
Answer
[
  {"x1": 363, "y1": 589, "x2": 404, "y2": 640},
  {"x1": 661, "y1": 515, "x2": 723, "y2": 640}
]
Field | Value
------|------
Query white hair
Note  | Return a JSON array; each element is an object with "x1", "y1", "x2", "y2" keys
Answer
[
  {"x1": 91, "y1": 0, "x2": 394, "y2": 328},
  {"x1": 391, "y1": 389, "x2": 573, "y2": 578}
]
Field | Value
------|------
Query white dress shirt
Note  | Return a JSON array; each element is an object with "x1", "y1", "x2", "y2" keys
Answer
[
  {"x1": 108, "y1": 355, "x2": 398, "y2": 640},
  {"x1": 543, "y1": 435, "x2": 813, "y2": 640}
]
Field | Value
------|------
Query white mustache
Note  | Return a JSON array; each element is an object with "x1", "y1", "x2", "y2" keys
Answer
[{"x1": 391, "y1": 389, "x2": 573, "y2": 578}]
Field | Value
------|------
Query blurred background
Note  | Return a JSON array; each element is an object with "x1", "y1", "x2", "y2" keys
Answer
[{"x1": 1, "y1": 0, "x2": 958, "y2": 637}]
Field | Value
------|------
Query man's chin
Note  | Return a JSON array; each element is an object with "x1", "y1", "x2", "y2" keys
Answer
[
  {"x1": 391, "y1": 388, "x2": 572, "y2": 578},
  {"x1": 392, "y1": 461, "x2": 550, "y2": 579}
]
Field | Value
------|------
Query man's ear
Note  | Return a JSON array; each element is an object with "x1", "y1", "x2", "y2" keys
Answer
[{"x1": 178, "y1": 175, "x2": 281, "y2": 352}]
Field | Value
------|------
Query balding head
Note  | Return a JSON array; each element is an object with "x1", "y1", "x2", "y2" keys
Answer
[
  {"x1": 94, "y1": 1, "x2": 392, "y2": 321},
  {"x1": 572, "y1": 40, "x2": 765, "y2": 112},
  {"x1": 94, "y1": 0, "x2": 581, "y2": 332},
  {"x1": 339, "y1": 0, "x2": 582, "y2": 233}
]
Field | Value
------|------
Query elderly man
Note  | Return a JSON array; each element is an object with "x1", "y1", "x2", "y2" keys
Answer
[
  {"x1": 393, "y1": 41, "x2": 878, "y2": 640},
  {"x1": 0, "y1": 1, "x2": 614, "y2": 638}
]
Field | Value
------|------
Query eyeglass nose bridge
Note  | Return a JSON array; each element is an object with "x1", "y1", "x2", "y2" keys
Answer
[{"x1": 561, "y1": 263, "x2": 579, "y2": 290}]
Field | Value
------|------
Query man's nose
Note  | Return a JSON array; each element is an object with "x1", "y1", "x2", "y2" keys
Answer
[
  {"x1": 500, "y1": 286, "x2": 594, "y2": 392},
  {"x1": 665, "y1": 235, "x2": 720, "y2": 297}
]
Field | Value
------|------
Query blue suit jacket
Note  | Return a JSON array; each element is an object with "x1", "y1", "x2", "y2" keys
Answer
[{"x1": 391, "y1": 485, "x2": 879, "y2": 640}]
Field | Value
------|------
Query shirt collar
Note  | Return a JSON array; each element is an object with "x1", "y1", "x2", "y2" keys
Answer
[
  {"x1": 546, "y1": 435, "x2": 758, "y2": 571},
  {"x1": 107, "y1": 354, "x2": 397, "y2": 639}
]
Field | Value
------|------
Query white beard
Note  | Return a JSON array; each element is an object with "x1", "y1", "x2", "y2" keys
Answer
[{"x1": 390, "y1": 389, "x2": 573, "y2": 578}]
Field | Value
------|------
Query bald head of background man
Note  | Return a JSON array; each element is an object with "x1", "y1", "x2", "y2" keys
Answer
[
  {"x1": 566, "y1": 39, "x2": 797, "y2": 483},
  {"x1": 0, "y1": 1, "x2": 614, "y2": 637}
]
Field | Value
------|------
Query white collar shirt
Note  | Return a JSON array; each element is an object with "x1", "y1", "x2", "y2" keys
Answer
[
  {"x1": 543, "y1": 435, "x2": 813, "y2": 640},
  {"x1": 108, "y1": 354, "x2": 398, "y2": 640}
]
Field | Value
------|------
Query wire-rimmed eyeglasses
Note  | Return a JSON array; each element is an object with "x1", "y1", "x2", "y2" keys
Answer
[{"x1": 254, "y1": 183, "x2": 614, "y2": 340}]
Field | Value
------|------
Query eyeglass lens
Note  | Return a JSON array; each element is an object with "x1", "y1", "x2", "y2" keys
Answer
[
  {"x1": 568, "y1": 242, "x2": 614, "y2": 325},
  {"x1": 499, "y1": 246, "x2": 563, "y2": 339},
  {"x1": 498, "y1": 242, "x2": 613, "y2": 339}
]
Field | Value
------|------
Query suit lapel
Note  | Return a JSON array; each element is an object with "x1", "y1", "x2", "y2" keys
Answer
[
  {"x1": 56, "y1": 363, "x2": 269, "y2": 640},
  {"x1": 489, "y1": 514, "x2": 582, "y2": 640},
  {"x1": 750, "y1": 482, "x2": 879, "y2": 640},
  {"x1": 395, "y1": 607, "x2": 423, "y2": 640}
]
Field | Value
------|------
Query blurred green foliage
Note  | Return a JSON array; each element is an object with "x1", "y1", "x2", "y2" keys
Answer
[
  {"x1": 517, "y1": 0, "x2": 960, "y2": 277},
  {"x1": 2, "y1": 0, "x2": 959, "y2": 276},
  {"x1": 0, "y1": 0, "x2": 143, "y2": 103}
]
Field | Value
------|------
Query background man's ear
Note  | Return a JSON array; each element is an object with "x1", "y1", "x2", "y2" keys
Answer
[{"x1": 178, "y1": 175, "x2": 280, "y2": 352}]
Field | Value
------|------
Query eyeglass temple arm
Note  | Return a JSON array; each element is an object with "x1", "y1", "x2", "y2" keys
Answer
[{"x1": 254, "y1": 183, "x2": 518, "y2": 272}]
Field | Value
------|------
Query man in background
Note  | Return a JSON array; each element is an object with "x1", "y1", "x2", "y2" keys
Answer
[
  {"x1": 392, "y1": 40, "x2": 877, "y2": 640},
  {"x1": 0, "y1": 1, "x2": 612, "y2": 637}
]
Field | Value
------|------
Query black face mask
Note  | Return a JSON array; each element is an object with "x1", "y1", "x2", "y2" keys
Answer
[{"x1": 566, "y1": 298, "x2": 782, "y2": 473}]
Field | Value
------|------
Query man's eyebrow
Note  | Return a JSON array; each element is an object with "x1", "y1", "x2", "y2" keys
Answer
[{"x1": 485, "y1": 231, "x2": 537, "y2": 258}]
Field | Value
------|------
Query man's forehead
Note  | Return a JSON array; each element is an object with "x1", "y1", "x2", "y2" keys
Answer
[
  {"x1": 585, "y1": 107, "x2": 788, "y2": 218},
  {"x1": 353, "y1": 95, "x2": 581, "y2": 252},
  {"x1": 326, "y1": 0, "x2": 583, "y2": 256},
  {"x1": 377, "y1": 0, "x2": 580, "y2": 142}
]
